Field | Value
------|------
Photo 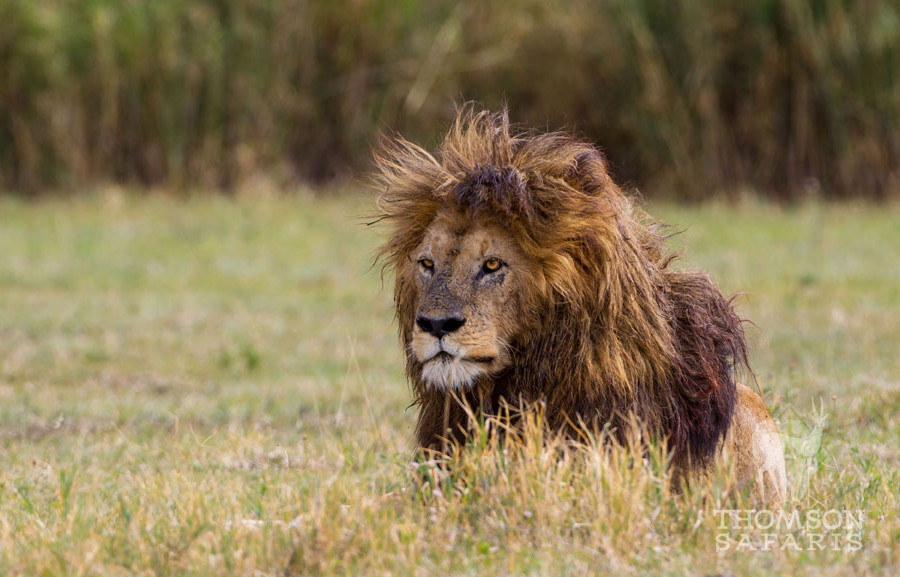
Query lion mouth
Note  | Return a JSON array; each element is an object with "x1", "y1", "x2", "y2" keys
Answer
[
  {"x1": 432, "y1": 351, "x2": 454, "y2": 362},
  {"x1": 426, "y1": 351, "x2": 495, "y2": 364}
]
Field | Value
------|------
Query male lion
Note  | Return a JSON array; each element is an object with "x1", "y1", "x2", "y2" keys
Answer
[{"x1": 373, "y1": 107, "x2": 786, "y2": 502}]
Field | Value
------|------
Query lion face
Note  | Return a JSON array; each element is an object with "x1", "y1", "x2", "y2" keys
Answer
[{"x1": 408, "y1": 212, "x2": 531, "y2": 391}]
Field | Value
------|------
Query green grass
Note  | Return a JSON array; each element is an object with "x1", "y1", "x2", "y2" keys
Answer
[{"x1": 0, "y1": 191, "x2": 898, "y2": 575}]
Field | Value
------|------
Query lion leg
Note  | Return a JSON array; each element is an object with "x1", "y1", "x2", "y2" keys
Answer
[{"x1": 726, "y1": 383, "x2": 787, "y2": 505}]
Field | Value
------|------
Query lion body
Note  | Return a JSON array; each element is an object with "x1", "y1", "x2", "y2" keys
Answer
[{"x1": 375, "y1": 107, "x2": 785, "y2": 502}]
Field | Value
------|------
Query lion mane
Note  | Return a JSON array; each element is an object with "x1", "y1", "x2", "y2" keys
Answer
[{"x1": 374, "y1": 107, "x2": 749, "y2": 467}]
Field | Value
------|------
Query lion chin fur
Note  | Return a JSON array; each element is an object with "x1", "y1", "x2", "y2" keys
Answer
[
  {"x1": 419, "y1": 356, "x2": 485, "y2": 391},
  {"x1": 374, "y1": 105, "x2": 785, "y2": 500}
]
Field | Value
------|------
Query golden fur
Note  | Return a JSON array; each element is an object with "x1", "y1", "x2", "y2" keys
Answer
[{"x1": 373, "y1": 106, "x2": 785, "y2": 497}]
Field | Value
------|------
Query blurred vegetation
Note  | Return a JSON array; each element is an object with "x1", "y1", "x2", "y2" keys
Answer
[{"x1": 0, "y1": 0, "x2": 898, "y2": 199}]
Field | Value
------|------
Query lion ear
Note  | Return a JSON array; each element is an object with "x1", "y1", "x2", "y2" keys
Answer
[{"x1": 567, "y1": 149, "x2": 616, "y2": 198}]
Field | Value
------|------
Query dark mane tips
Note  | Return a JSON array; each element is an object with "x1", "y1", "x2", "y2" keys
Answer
[{"x1": 452, "y1": 164, "x2": 533, "y2": 222}]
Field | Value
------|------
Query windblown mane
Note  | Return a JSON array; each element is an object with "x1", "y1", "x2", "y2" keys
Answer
[{"x1": 374, "y1": 106, "x2": 748, "y2": 466}]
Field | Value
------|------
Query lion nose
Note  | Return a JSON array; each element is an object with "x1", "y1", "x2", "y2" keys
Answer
[{"x1": 416, "y1": 315, "x2": 465, "y2": 338}]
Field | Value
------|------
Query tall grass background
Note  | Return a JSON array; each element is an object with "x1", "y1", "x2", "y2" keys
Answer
[{"x1": 1, "y1": 0, "x2": 898, "y2": 199}]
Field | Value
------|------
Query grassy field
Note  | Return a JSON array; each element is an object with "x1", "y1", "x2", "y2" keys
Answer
[{"x1": 0, "y1": 190, "x2": 898, "y2": 575}]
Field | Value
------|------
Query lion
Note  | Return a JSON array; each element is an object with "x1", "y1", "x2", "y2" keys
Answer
[{"x1": 373, "y1": 106, "x2": 786, "y2": 502}]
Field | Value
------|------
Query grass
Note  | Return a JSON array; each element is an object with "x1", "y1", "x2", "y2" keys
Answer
[{"x1": 0, "y1": 190, "x2": 898, "y2": 575}]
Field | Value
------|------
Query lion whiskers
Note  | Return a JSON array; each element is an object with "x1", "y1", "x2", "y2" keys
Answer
[{"x1": 495, "y1": 337, "x2": 514, "y2": 359}]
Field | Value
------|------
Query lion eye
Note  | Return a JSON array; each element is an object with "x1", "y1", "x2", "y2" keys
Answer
[
  {"x1": 419, "y1": 258, "x2": 434, "y2": 271},
  {"x1": 482, "y1": 258, "x2": 502, "y2": 273}
]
